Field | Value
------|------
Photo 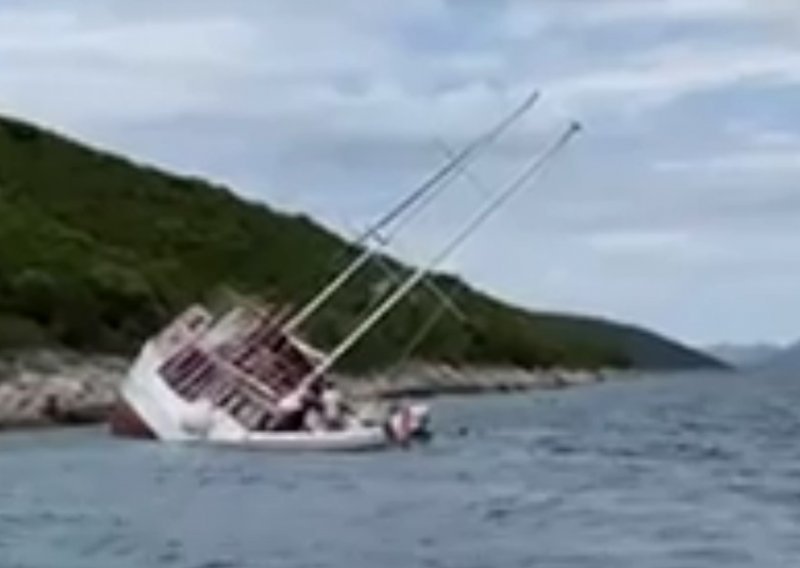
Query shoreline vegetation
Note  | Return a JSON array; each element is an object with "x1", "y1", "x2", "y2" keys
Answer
[
  {"x1": 0, "y1": 349, "x2": 642, "y2": 432},
  {"x1": 0, "y1": 114, "x2": 724, "y2": 375}
]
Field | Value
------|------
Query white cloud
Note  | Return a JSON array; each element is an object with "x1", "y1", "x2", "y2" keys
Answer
[
  {"x1": 544, "y1": 43, "x2": 800, "y2": 116},
  {"x1": 0, "y1": 6, "x2": 262, "y2": 129},
  {"x1": 566, "y1": 0, "x2": 755, "y2": 24},
  {"x1": 656, "y1": 122, "x2": 800, "y2": 175},
  {"x1": 0, "y1": 11, "x2": 257, "y2": 69},
  {"x1": 657, "y1": 150, "x2": 800, "y2": 174},
  {"x1": 525, "y1": 0, "x2": 800, "y2": 29},
  {"x1": 749, "y1": 0, "x2": 800, "y2": 31},
  {"x1": 586, "y1": 229, "x2": 693, "y2": 255},
  {"x1": 751, "y1": 130, "x2": 800, "y2": 148}
]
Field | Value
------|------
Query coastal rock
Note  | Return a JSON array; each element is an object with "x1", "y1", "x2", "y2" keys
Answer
[
  {"x1": 0, "y1": 349, "x2": 619, "y2": 431},
  {"x1": 0, "y1": 350, "x2": 127, "y2": 429}
]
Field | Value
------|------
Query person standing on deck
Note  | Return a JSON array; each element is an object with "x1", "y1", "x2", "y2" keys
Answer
[
  {"x1": 320, "y1": 380, "x2": 346, "y2": 430},
  {"x1": 272, "y1": 388, "x2": 308, "y2": 431}
]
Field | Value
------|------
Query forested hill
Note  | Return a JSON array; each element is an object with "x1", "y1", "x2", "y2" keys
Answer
[{"x1": 0, "y1": 115, "x2": 725, "y2": 372}]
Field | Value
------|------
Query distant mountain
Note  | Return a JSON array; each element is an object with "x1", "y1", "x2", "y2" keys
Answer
[
  {"x1": 757, "y1": 341, "x2": 800, "y2": 373},
  {"x1": 0, "y1": 113, "x2": 725, "y2": 373},
  {"x1": 706, "y1": 343, "x2": 783, "y2": 369}
]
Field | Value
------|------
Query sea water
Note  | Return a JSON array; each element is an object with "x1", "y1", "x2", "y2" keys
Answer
[{"x1": 2, "y1": 370, "x2": 799, "y2": 567}]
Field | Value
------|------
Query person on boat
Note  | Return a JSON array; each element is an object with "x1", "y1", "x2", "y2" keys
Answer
[
  {"x1": 296, "y1": 381, "x2": 326, "y2": 432},
  {"x1": 320, "y1": 380, "x2": 346, "y2": 430},
  {"x1": 385, "y1": 401, "x2": 431, "y2": 445},
  {"x1": 302, "y1": 402, "x2": 327, "y2": 432},
  {"x1": 272, "y1": 388, "x2": 309, "y2": 431}
]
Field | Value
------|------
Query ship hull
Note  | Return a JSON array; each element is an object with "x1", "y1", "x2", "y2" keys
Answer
[
  {"x1": 108, "y1": 398, "x2": 155, "y2": 439},
  {"x1": 109, "y1": 304, "x2": 430, "y2": 451},
  {"x1": 111, "y1": 342, "x2": 400, "y2": 451},
  {"x1": 207, "y1": 427, "x2": 390, "y2": 452}
]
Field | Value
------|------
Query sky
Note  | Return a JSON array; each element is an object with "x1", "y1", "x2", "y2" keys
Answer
[{"x1": 0, "y1": 0, "x2": 799, "y2": 347}]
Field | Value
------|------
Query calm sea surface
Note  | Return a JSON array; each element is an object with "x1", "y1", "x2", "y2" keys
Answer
[{"x1": 2, "y1": 370, "x2": 800, "y2": 568}]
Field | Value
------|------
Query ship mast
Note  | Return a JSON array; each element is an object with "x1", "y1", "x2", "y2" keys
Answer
[
  {"x1": 281, "y1": 89, "x2": 541, "y2": 333},
  {"x1": 293, "y1": 121, "x2": 583, "y2": 393}
]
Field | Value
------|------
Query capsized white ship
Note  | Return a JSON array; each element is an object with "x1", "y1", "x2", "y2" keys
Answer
[
  {"x1": 109, "y1": 93, "x2": 580, "y2": 452},
  {"x1": 110, "y1": 301, "x2": 427, "y2": 450}
]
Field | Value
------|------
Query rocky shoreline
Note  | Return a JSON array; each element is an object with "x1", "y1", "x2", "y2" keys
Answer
[
  {"x1": 0, "y1": 350, "x2": 630, "y2": 431},
  {"x1": 339, "y1": 364, "x2": 618, "y2": 400},
  {"x1": 0, "y1": 351, "x2": 125, "y2": 430}
]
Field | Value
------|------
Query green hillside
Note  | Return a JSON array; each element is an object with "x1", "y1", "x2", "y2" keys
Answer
[{"x1": 0, "y1": 115, "x2": 724, "y2": 372}]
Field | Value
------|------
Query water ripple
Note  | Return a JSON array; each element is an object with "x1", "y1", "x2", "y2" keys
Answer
[{"x1": 1, "y1": 372, "x2": 799, "y2": 567}]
